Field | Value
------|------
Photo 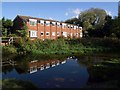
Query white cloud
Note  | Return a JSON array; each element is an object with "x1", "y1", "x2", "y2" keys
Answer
[
  {"x1": 49, "y1": 17, "x2": 53, "y2": 20},
  {"x1": 72, "y1": 8, "x2": 81, "y2": 15},
  {"x1": 65, "y1": 8, "x2": 82, "y2": 18},
  {"x1": 65, "y1": 12, "x2": 68, "y2": 16},
  {"x1": 105, "y1": 10, "x2": 112, "y2": 16}
]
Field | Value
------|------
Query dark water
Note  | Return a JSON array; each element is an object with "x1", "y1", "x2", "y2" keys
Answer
[
  {"x1": 2, "y1": 56, "x2": 89, "y2": 88},
  {"x1": 2, "y1": 53, "x2": 120, "y2": 88}
]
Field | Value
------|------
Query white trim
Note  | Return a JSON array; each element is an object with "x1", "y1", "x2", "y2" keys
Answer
[
  {"x1": 57, "y1": 22, "x2": 60, "y2": 27},
  {"x1": 52, "y1": 22, "x2": 56, "y2": 26},
  {"x1": 62, "y1": 32, "x2": 67, "y2": 37},
  {"x1": 79, "y1": 27, "x2": 82, "y2": 30},
  {"x1": 29, "y1": 19, "x2": 37, "y2": 26},
  {"x1": 71, "y1": 25, "x2": 73, "y2": 28},
  {"x1": 57, "y1": 32, "x2": 60, "y2": 36},
  {"x1": 74, "y1": 26, "x2": 76, "y2": 30},
  {"x1": 46, "y1": 21, "x2": 50, "y2": 26},
  {"x1": 52, "y1": 32, "x2": 55, "y2": 36},
  {"x1": 40, "y1": 20, "x2": 44, "y2": 24},
  {"x1": 80, "y1": 33, "x2": 83, "y2": 37},
  {"x1": 52, "y1": 22, "x2": 56, "y2": 24},
  {"x1": 29, "y1": 19, "x2": 37, "y2": 22},
  {"x1": 62, "y1": 23, "x2": 66, "y2": 28},
  {"x1": 41, "y1": 32, "x2": 44, "y2": 36},
  {"x1": 30, "y1": 30, "x2": 37, "y2": 37},
  {"x1": 46, "y1": 32, "x2": 50, "y2": 36}
]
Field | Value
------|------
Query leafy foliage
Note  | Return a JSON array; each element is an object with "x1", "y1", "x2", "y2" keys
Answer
[{"x1": 1, "y1": 17, "x2": 13, "y2": 37}]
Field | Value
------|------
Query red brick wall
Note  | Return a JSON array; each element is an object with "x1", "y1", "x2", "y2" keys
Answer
[
  {"x1": 25, "y1": 19, "x2": 82, "y2": 40},
  {"x1": 51, "y1": 24, "x2": 57, "y2": 39},
  {"x1": 38, "y1": 23, "x2": 45, "y2": 40},
  {"x1": 45, "y1": 24, "x2": 50, "y2": 39}
]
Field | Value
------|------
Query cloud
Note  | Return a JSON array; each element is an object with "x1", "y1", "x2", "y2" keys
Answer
[
  {"x1": 72, "y1": 8, "x2": 81, "y2": 15},
  {"x1": 105, "y1": 10, "x2": 112, "y2": 16},
  {"x1": 65, "y1": 8, "x2": 82, "y2": 18},
  {"x1": 49, "y1": 17, "x2": 53, "y2": 20},
  {"x1": 65, "y1": 12, "x2": 68, "y2": 16}
]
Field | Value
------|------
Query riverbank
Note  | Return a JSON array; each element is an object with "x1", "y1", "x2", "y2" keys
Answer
[
  {"x1": 2, "y1": 52, "x2": 120, "y2": 89},
  {"x1": 2, "y1": 79, "x2": 38, "y2": 89},
  {"x1": 2, "y1": 37, "x2": 120, "y2": 56}
]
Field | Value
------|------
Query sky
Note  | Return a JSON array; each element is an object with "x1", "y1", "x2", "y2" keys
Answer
[{"x1": 2, "y1": 2, "x2": 119, "y2": 21}]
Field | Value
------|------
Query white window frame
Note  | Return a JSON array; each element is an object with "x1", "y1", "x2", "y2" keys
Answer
[
  {"x1": 46, "y1": 32, "x2": 50, "y2": 36},
  {"x1": 68, "y1": 25, "x2": 70, "y2": 28},
  {"x1": 30, "y1": 30, "x2": 37, "y2": 37},
  {"x1": 62, "y1": 32, "x2": 67, "y2": 37},
  {"x1": 79, "y1": 27, "x2": 82, "y2": 30},
  {"x1": 57, "y1": 22, "x2": 60, "y2": 27},
  {"x1": 29, "y1": 19, "x2": 37, "y2": 26},
  {"x1": 80, "y1": 32, "x2": 83, "y2": 37},
  {"x1": 74, "y1": 26, "x2": 76, "y2": 30},
  {"x1": 41, "y1": 32, "x2": 44, "y2": 36},
  {"x1": 40, "y1": 20, "x2": 44, "y2": 25},
  {"x1": 62, "y1": 23, "x2": 66, "y2": 28},
  {"x1": 52, "y1": 22, "x2": 56, "y2": 26},
  {"x1": 52, "y1": 32, "x2": 55, "y2": 36},
  {"x1": 57, "y1": 32, "x2": 60, "y2": 36},
  {"x1": 46, "y1": 21, "x2": 50, "y2": 26}
]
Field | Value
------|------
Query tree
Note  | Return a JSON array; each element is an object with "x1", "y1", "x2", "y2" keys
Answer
[
  {"x1": 65, "y1": 18, "x2": 82, "y2": 26},
  {"x1": 17, "y1": 22, "x2": 28, "y2": 37},
  {"x1": 102, "y1": 15, "x2": 113, "y2": 37},
  {"x1": 64, "y1": 8, "x2": 107, "y2": 37},
  {"x1": 0, "y1": 19, "x2": 2, "y2": 36},
  {"x1": 2, "y1": 17, "x2": 13, "y2": 37},
  {"x1": 110, "y1": 16, "x2": 120, "y2": 38},
  {"x1": 79, "y1": 8, "x2": 107, "y2": 30}
]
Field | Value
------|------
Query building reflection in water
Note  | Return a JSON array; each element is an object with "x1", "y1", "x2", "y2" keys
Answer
[{"x1": 28, "y1": 60, "x2": 66, "y2": 74}]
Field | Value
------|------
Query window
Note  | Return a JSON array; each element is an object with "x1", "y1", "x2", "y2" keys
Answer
[
  {"x1": 57, "y1": 32, "x2": 60, "y2": 36},
  {"x1": 30, "y1": 21, "x2": 37, "y2": 26},
  {"x1": 79, "y1": 27, "x2": 82, "y2": 30},
  {"x1": 68, "y1": 25, "x2": 70, "y2": 28},
  {"x1": 29, "y1": 19, "x2": 37, "y2": 26},
  {"x1": 52, "y1": 32, "x2": 55, "y2": 36},
  {"x1": 46, "y1": 21, "x2": 50, "y2": 26},
  {"x1": 41, "y1": 32, "x2": 44, "y2": 36},
  {"x1": 71, "y1": 25, "x2": 73, "y2": 29},
  {"x1": 57, "y1": 22, "x2": 60, "y2": 27},
  {"x1": 80, "y1": 33, "x2": 83, "y2": 37},
  {"x1": 77, "y1": 26, "x2": 79, "y2": 29},
  {"x1": 62, "y1": 23, "x2": 66, "y2": 28},
  {"x1": 76, "y1": 33, "x2": 78, "y2": 36},
  {"x1": 46, "y1": 32, "x2": 49, "y2": 36},
  {"x1": 40, "y1": 20, "x2": 44, "y2": 25},
  {"x1": 74, "y1": 26, "x2": 76, "y2": 30},
  {"x1": 71, "y1": 33, "x2": 72, "y2": 36},
  {"x1": 30, "y1": 30, "x2": 37, "y2": 37},
  {"x1": 52, "y1": 22, "x2": 56, "y2": 26},
  {"x1": 62, "y1": 32, "x2": 67, "y2": 37}
]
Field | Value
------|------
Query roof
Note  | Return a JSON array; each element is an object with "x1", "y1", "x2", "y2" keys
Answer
[
  {"x1": 17, "y1": 15, "x2": 81, "y2": 27},
  {"x1": 17, "y1": 15, "x2": 60, "y2": 22}
]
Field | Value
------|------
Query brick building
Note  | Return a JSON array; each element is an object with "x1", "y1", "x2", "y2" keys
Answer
[{"x1": 13, "y1": 15, "x2": 82, "y2": 40}]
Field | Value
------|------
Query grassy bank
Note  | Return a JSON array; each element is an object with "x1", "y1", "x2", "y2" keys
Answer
[
  {"x1": 2, "y1": 37, "x2": 120, "y2": 55},
  {"x1": 2, "y1": 79, "x2": 38, "y2": 90},
  {"x1": 84, "y1": 57, "x2": 120, "y2": 88}
]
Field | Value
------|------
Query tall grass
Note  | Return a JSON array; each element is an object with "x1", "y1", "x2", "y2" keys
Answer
[{"x1": 10, "y1": 37, "x2": 120, "y2": 55}]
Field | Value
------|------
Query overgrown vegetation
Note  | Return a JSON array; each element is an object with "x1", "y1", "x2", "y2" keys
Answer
[
  {"x1": 3, "y1": 37, "x2": 119, "y2": 55},
  {"x1": 2, "y1": 79, "x2": 38, "y2": 90},
  {"x1": 85, "y1": 58, "x2": 120, "y2": 88},
  {"x1": 65, "y1": 8, "x2": 120, "y2": 38}
]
